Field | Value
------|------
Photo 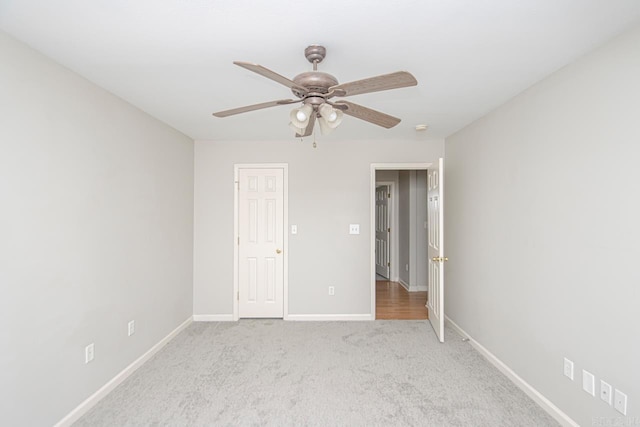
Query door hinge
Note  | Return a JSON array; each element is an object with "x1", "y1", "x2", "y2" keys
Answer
[
  {"x1": 237, "y1": 237, "x2": 240, "y2": 245},
  {"x1": 387, "y1": 262, "x2": 390, "y2": 267},
  {"x1": 237, "y1": 291, "x2": 239, "y2": 300},
  {"x1": 387, "y1": 227, "x2": 391, "y2": 233},
  {"x1": 388, "y1": 193, "x2": 391, "y2": 198}
]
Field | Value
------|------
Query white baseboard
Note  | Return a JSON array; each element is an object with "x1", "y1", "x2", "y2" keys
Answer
[
  {"x1": 444, "y1": 316, "x2": 578, "y2": 427},
  {"x1": 54, "y1": 316, "x2": 193, "y2": 427},
  {"x1": 398, "y1": 279, "x2": 410, "y2": 291},
  {"x1": 413, "y1": 285, "x2": 428, "y2": 292},
  {"x1": 193, "y1": 314, "x2": 234, "y2": 322},
  {"x1": 287, "y1": 314, "x2": 374, "y2": 321}
]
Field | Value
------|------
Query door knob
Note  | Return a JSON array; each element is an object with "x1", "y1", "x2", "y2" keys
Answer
[
  {"x1": 431, "y1": 257, "x2": 449, "y2": 262},
  {"x1": 432, "y1": 257, "x2": 439, "y2": 262},
  {"x1": 276, "y1": 249, "x2": 282, "y2": 254}
]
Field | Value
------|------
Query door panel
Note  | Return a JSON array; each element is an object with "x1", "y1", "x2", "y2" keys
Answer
[
  {"x1": 238, "y1": 168, "x2": 284, "y2": 318},
  {"x1": 375, "y1": 185, "x2": 391, "y2": 278},
  {"x1": 427, "y1": 158, "x2": 445, "y2": 342}
]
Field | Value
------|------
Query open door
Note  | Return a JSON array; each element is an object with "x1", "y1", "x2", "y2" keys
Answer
[
  {"x1": 427, "y1": 158, "x2": 445, "y2": 342},
  {"x1": 375, "y1": 185, "x2": 391, "y2": 278}
]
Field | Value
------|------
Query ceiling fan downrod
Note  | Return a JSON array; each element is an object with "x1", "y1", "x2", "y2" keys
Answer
[{"x1": 304, "y1": 45, "x2": 326, "y2": 71}]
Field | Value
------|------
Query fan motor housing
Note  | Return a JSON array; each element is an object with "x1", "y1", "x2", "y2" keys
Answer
[{"x1": 292, "y1": 71, "x2": 339, "y2": 98}]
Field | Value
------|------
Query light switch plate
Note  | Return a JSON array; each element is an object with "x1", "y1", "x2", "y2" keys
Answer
[
  {"x1": 291, "y1": 225, "x2": 297, "y2": 235},
  {"x1": 349, "y1": 224, "x2": 360, "y2": 234}
]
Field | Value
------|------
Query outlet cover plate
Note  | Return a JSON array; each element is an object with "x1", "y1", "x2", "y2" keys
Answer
[
  {"x1": 85, "y1": 343, "x2": 94, "y2": 364},
  {"x1": 349, "y1": 224, "x2": 360, "y2": 235},
  {"x1": 128, "y1": 320, "x2": 135, "y2": 336},
  {"x1": 614, "y1": 389, "x2": 628, "y2": 415},
  {"x1": 582, "y1": 370, "x2": 595, "y2": 396},
  {"x1": 600, "y1": 380, "x2": 612, "y2": 405},
  {"x1": 563, "y1": 358, "x2": 574, "y2": 380}
]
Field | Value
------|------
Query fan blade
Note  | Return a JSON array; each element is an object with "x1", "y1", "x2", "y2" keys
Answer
[
  {"x1": 234, "y1": 61, "x2": 308, "y2": 95},
  {"x1": 334, "y1": 101, "x2": 401, "y2": 129},
  {"x1": 330, "y1": 71, "x2": 417, "y2": 97},
  {"x1": 296, "y1": 113, "x2": 316, "y2": 137},
  {"x1": 213, "y1": 99, "x2": 298, "y2": 118}
]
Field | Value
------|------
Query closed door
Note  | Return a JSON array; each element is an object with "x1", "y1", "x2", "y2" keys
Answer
[
  {"x1": 238, "y1": 168, "x2": 284, "y2": 318},
  {"x1": 427, "y1": 158, "x2": 445, "y2": 342},
  {"x1": 375, "y1": 185, "x2": 391, "y2": 278}
]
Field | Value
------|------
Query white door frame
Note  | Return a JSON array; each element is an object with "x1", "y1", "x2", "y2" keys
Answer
[
  {"x1": 375, "y1": 181, "x2": 397, "y2": 281},
  {"x1": 370, "y1": 163, "x2": 433, "y2": 317},
  {"x1": 234, "y1": 163, "x2": 289, "y2": 321}
]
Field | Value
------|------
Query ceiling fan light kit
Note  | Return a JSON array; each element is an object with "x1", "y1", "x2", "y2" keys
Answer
[{"x1": 212, "y1": 45, "x2": 418, "y2": 138}]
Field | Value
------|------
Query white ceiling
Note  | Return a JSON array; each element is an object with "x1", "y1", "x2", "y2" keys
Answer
[{"x1": 1, "y1": 1, "x2": 639, "y2": 141}]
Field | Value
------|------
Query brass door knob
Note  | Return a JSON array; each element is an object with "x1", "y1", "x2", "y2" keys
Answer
[{"x1": 276, "y1": 249, "x2": 282, "y2": 254}]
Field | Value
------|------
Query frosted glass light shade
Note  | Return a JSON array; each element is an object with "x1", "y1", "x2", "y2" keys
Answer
[
  {"x1": 319, "y1": 103, "x2": 343, "y2": 128},
  {"x1": 290, "y1": 104, "x2": 313, "y2": 129}
]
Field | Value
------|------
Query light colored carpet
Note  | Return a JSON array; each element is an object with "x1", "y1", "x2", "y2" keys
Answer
[{"x1": 74, "y1": 320, "x2": 558, "y2": 426}]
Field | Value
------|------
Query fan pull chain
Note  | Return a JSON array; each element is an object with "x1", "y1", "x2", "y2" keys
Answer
[{"x1": 313, "y1": 124, "x2": 317, "y2": 148}]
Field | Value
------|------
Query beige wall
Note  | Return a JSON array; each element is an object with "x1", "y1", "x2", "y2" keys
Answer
[
  {"x1": 0, "y1": 32, "x2": 194, "y2": 426},
  {"x1": 445, "y1": 25, "x2": 640, "y2": 425}
]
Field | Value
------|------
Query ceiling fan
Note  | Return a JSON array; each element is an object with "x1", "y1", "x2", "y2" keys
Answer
[{"x1": 212, "y1": 45, "x2": 418, "y2": 137}]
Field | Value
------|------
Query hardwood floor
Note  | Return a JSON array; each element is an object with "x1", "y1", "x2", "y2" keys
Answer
[{"x1": 375, "y1": 280, "x2": 429, "y2": 320}]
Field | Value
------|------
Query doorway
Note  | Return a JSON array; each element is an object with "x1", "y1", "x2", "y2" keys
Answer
[
  {"x1": 373, "y1": 169, "x2": 429, "y2": 287},
  {"x1": 371, "y1": 161, "x2": 446, "y2": 341}
]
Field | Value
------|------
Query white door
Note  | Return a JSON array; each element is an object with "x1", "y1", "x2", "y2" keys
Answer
[
  {"x1": 375, "y1": 185, "x2": 391, "y2": 278},
  {"x1": 238, "y1": 168, "x2": 284, "y2": 318},
  {"x1": 427, "y1": 158, "x2": 445, "y2": 342}
]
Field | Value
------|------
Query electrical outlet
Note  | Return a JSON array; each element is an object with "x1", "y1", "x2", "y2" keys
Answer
[
  {"x1": 128, "y1": 320, "x2": 135, "y2": 336},
  {"x1": 614, "y1": 389, "x2": 627, "y2": 415},
  {"x1": 328, "y1": 286, "x2": 335, "y2": 296},
  {"x1": 582, "y1": 370, "x2": 595, "y2": 396},
  {"x1": 85, "y1": 343, "x2": 94, "y2": 364},
  {"x1": 564, "y1": 357, "x2": 573, "y2": 381},
  {"x1": 600, "y1": 380, "x2": 612, "y2": 405},
  {"x1": 563, "y1": 358, "x2": 574, "y2": 380}
]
